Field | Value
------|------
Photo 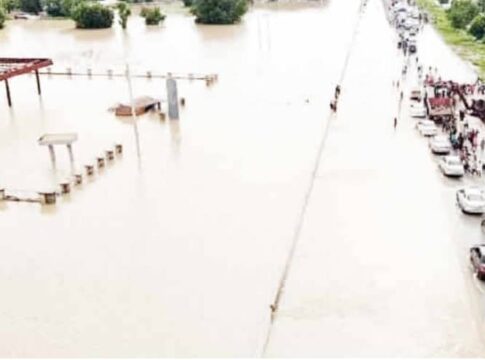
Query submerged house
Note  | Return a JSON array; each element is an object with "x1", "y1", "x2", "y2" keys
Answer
[{"x1": 114, "y1": 96, "x2": 161, "y2": 116}]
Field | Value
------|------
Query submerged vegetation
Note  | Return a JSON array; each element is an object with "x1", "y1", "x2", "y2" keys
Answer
[
  {"x1": 140, "y1": 6, "x2": 165, "y2": 25},
  {"x1": 0, "y1": 0, "x2": 249, "y2": 30},
  {"x1": 71, "y1": 2, "x2": 114, "y2": 29},
  {"x1": 191, "y1": 0, "x2": 248, "y2": 24}
]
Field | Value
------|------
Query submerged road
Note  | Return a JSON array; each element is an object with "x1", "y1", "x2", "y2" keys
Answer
[{"x1": 266, "y1": 0, "x2": 485, "y2": 356}]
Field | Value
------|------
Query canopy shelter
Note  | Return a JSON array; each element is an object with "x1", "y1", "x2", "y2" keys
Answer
[
  {"x1": 0, "y1": 58, "x2": 53, "y2": 107},
  {"x1": 38, "y1": 133, "x2": 78, "y2": 169}
]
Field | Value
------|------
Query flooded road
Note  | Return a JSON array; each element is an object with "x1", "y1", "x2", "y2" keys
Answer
[
  {"x1": 1, "y1": 0, "x2": 485, "y2": 356},
  {"x1": 0, "y1": 0, "x2": 360, "y2": 356},
  {"x1": 265, "y1": 0, "x2": 485, "y2": 357}
]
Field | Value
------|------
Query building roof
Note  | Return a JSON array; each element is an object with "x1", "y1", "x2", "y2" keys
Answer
[
  {"x1": 118, "y1": 96, "x2": 160, "y2": 109},
  {"x1": 0, "y1": 58, "x2": 53, "y2": 81}
]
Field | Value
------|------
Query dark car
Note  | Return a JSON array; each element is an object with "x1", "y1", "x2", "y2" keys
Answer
[{"x1": 470, "y1": 245, "x2": 485, "y2": 280}]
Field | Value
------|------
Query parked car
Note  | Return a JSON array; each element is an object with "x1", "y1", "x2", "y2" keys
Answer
[
  {"x1": 456, "y1": 188, "x2": 485, "y2": 214},
  {"x1": 439, "y1": 155, "x2": 464, "y2": 177},
  {"x1": 408, "y1": 39, "x2": 417, "y2": 54},
  {"x1": 470, "y1": 245, "x2": 485, "y2": 280},
  {"x1": 429, "y1": 135, "x2": 451, "y2": 154},
  {"x1": 411, "y1": 104, "x2": 426, "y2": 118},
  {"x1": 416, "y1": 119, "x2": 437, "y2": 136},
  {"x1": 410, "y1": 88, "x2": 422, "y2": 101}
]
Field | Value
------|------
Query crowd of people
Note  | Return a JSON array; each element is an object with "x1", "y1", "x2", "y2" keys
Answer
[{"x1": 389, "y1": 0, "x2": 485, "y2": 176}]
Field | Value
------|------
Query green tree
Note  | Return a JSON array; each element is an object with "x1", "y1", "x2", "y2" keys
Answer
[
  {"x1": 447, "y1": 0, "x2": 479, "y2": 29},
  {"x1": 71, "y1": 2, "x2": 114, "y2": 29},
  {"x1": 19, "y1": 0, "x2": 41, "y2": 13},
  {"x1": 182, "y1": 0, "x2": 193, "y2": 7},
  {"x1": 140, "y1": 6, "x2": 164, "y2": 25},
  {"x1": 191, "y1": 0, "x2": 247, "y2": 24},
  {"x1": 0, "y1": 6, "x2": 6, "y2": 28},
  {"x1": 469, "y1": 13, "x2": 485, "y2": 39},
  {"x1": 1, "y1": 0, "x2": 19, "y2": 13},
  {"x1": 116, "y1": 1, "x2": 130, "y2": 29},
  {"x1": 43, "y1": 0, "x2": 75, "y2": 16},
  {"x1": 478, "y1": 0, "x2": 485, "y2": 12}
]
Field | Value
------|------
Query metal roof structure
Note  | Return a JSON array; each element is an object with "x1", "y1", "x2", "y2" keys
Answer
[
  {"x1": 0, "y1": 58, "x2": 52, "y2": 81},
  {"x1": 0, "y1": 58, "x2": 53, "y2": 107}
]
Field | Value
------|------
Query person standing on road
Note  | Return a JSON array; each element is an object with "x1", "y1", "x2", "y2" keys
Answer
[{"x1": 394, "y1": 117, "x2": 398, "y2": 129}]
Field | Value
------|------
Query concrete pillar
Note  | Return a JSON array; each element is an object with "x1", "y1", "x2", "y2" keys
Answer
[
  {"x1": 48, "y1": 145, "x2": 56, "y2": 167},
  {"x1": 74, "y1": 173, "x2": 83, "y2": 185},
  {"x1": 39, "y1": 192, "x2": 56, "y2": 205},
  {"x1": 66, "y1": 144, "x2": 75, "y2": 168},
  {"x1": 166, "y1": 77, "x2": 179, "y2": 120},
  {"x1": 60, "y1": 182, "x2": 71, "y2": 195},
  {"x1": 106, "y1": 150, "x2": 115, "y2": 161},
  {"x1": 115, "y1": 144, "x2": 123, "y2": 155},
  {"x1": 85, "y1": 164, "x2": 94, "y2": 176},
  {"x1": 97, "y1": 157, "x2": 105, "y2": 169}
]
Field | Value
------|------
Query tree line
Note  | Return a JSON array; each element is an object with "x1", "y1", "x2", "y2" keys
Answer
[
  {"x1": 444, "y1": 0, "x2": 485, "y2": 40},
  {"x1": 0, "y1": 0, "x2": 248, "y2": 29}
]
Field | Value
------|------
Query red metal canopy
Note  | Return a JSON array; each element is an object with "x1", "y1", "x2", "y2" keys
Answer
[
  {"x1": 0, "y1": 58, "x2": 53, "y2": 107},
  {"x1": 0, "y1": 58, "x2": 53, "y2": 81}
]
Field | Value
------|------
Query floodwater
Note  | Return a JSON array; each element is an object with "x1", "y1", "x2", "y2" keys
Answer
[{"x1": 0, "y1": 0, "x2": 485, "y2": 356}]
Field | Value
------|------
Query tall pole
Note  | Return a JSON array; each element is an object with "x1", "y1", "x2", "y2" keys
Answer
[
  {"x1": 126, "y1": 64, "x2": 142, "y2": 163},
  {"x1": 4, "y1": 79, "x2": 12, "y2": 107},
  {"x1": 35, "y1": 70, "x2": 42, "y2": 95}
]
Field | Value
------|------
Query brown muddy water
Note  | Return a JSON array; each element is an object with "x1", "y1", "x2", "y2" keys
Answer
[{"x1": 1, "y1": 0, "x2": 485, "y2": 356}]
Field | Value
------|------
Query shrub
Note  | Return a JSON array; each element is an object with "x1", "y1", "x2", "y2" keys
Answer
[
  {"x1": 191, "y1": 0, "x2": 247, "y2": 24},
  {"x1": 469, "y1": 13, "x2": 485, "y2": 39},
  {"x1": 71, "y1": 2, "x2": 114, "y2": 29},
  {"x1": 447, "y1": 0, "x2": 479, "y2": 29},
  {"x1": 0, "y1": 6, "x2": 6, "y2": 28},
  {"x1": 116, "y1": 1, "x2": 130, "y2": 29},
  {"x1": 44, "y1": 0, "x2": 75, "y2": 17},
  {"x1": 19, "y1": 0, "x2": 41, "y2": 13},
  {"x1": 140, "y1": 6, "x2": 164, "y2": 25},
  {"x1": 1, "y1": 0, "x2": 19, "y2": 13},
  {"x1": 182, "y1": 0, "x2": 193, "y2": 7}
]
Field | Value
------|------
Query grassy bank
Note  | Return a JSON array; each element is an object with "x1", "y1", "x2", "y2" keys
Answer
[{"x1": 416, "y1": 0, "x2": 485, "y2": 77}]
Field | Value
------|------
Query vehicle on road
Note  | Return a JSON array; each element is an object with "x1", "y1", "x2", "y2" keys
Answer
[
  {"x1": 429, "y1": 135, "x2": 451, "y2": 154},
  {"x1": 410, "y1": 104, "x2": 426, "y2": 117},
  {"x1": 416, "y1": 119, "x2": 437, "y2": 136},
  {"x1": 410, "y1": 88, "x2": 422, "y2": 101},
  {"x1": 439, "y1": 155, "x2": 464, "y2": 177},
  {"x1": 456, "y1": 188, "x2": 485, "y2": 214},
  {"x1": 470, "y1": 245, "x2": 485, "y2": 280},
  {"x1": 408, "y1": 39, "x2": 417, "y2": 54}
]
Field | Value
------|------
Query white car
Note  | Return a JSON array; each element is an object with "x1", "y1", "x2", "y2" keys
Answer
[
  {"x1": 429, "y1": 135, "x2": 451, "y2": 155},
  {"x1": 456, "y1": 188, "x2": 485, "y2": 214},
  {"x1": 416, "y1": 120, "x2": 437, "y2": 136},
  {"x1": 410, "y1": 103, "x2": 426, "y2": 118},
  {"x1": 439, "y1": 155, "x2": 465, "y2": 177}
]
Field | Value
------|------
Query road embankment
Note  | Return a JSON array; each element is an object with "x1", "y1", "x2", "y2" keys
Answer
[{"x1": 416, "y1": 0, "x2": 485, "y2": 78}]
